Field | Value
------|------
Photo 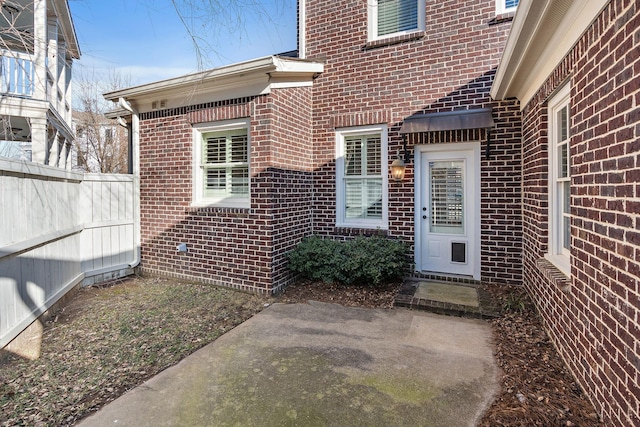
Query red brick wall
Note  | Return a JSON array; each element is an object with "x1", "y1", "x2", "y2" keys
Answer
[
  {"x1": 305, "y1": 0, "x2": 523, "y2": 284},
  {"x1": 261, "y1": 88, "x2": 315, "y2": 288},
  {"x1": 521, "y1": 1, "x2": 640, "y2": 424},
  {"x1": 137, "y1": 88, "x2": 313, "y2": 293},
  {"x1": 481, "y1": 100, "x2": 523, "y2": 284}
]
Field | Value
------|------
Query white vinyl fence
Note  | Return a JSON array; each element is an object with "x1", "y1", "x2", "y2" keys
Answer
[{"x1": 0, "y1": 158, "x2": 139, "y2": 348}]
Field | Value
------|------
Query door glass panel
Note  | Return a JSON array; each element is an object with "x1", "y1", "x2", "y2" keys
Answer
[{"x1": 429, "y1": 161, "x2": 464, "y2": 234}]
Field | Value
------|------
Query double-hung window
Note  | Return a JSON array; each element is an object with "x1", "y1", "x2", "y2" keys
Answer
[
  {"x1": 546, "y1": 84, "x2": 571, "y2": 276},
  {"x1": 336, "y1": 126, "x2": 388, "y2": 229},
  {"x1": 368, "y1": 0, "x2": 425, "y2": 42},
  {"x1": 193, "y1": 119, "x2": 250, "y2": 208},
  {"x1": 496, "y1": 0, "x2": 519, "y2": 15}
]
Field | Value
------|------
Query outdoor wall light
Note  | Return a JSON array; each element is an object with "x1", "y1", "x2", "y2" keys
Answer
[
  {"x1": 390, "y1": 136, "x2": 411, "y2": 181},
  {"x1": 390, "y1": 158, "x2": 406, "y2": 181}
]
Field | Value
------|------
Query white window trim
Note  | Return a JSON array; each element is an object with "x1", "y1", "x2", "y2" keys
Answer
[
  {"x1": 496, "y1": 0, "x2": 518, "y2": 15},
  {"x1": 335, "y1": 125, "x2": 389, "y2": 229},
  {"x1": 545, "y1": 84, "x2": 571, "y2": 276},
  {"x1": 192, "y1": 118, "x2": 251, "y2": 209},
  {"x1": 298, "y1": 0, "x2": 306, "y2": 59},
  {"x1": 367, "y1": 0, "x2": 426, "y2": 43}
]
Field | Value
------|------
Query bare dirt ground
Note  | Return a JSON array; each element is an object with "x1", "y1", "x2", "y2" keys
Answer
[{"x1": 1, "y1": 276, "x2": 601, "y2": 426}]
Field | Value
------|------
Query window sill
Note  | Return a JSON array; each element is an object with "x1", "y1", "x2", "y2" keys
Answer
[
  {"x1": 536, "y1": 257, "x2": 571, "y2": 292},
  {"x1": 335, "y1": 226, "x2": 388, "y2": 237},
  {"x1": 190, "y1": 199, "x2": 250, "y2": 210},
  {"x1": 186, "y1": 205, "x2": 250, "y2": 216},
  {"x1": 336, "y1": 221, "x2": 388, "y2": 231},
  {"x1": 364, "y1": 31, "x2": 425, "y2": 50},
  {"x1": 488, "y1": 11, "x2": 515, "y2": 25}
]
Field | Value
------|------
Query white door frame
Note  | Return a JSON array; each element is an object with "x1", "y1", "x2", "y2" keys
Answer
[{"x1": 413, "y1": 141, "x2": 481, "y2": 280}]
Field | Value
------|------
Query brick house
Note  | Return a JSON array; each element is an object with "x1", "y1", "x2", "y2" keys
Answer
[
  {"x1": 491, "y1": 0, "x2": 639, "y2": 425},
  {"x1": 105, "y1": 0, "x2": 521, "y2": 293},
  {"x1": 103, "y1": 0, "x2": 638, "y2": 424}
]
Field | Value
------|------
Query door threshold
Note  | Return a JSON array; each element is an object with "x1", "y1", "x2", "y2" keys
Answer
[{"x1": 409, "y1": 271, "x2": 480, "y2": 286}]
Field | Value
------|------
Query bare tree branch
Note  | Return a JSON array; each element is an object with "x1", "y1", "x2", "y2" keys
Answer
[
  {"x1": 165, "y1": 0, "x2": 287, "y2": 69},
  {"x1": 73, "y1": 67, "x2": 131, "y2": 173}
]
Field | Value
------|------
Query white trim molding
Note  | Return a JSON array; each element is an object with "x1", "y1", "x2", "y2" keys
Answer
[
  {"x1": 367, "y1": 0, "x2": 426, "y2": 43},
  {"x1": 298, "y1": 0, "x2": 306, "y2": 59},
  {"x1": 490, "y1": 0, "x2": 608, "y2": 108},
  {"x1": 496, "y1": 0, "x2": 519, "y2": 15},
  {"x1": 413, "y1": 142, "x2": 481, "y2": 280},
  {"x1": 192, "y1": 118, "x2": 251, "y2": 209},
  {"x1": 103, "y1": 56, "x2": 323, "y2": 114},
  {"x1": 335, "y1": 124, "x2": 389, "y2": 230},
  {"x1": 545, "y1": 83, "x2": 571, "y2": 277}
]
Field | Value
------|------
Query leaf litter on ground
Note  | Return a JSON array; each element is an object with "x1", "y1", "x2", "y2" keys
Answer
[
  {"x1": 0, "y1": 276, "x2": 267, "y2": 426},
  {"x1": 1, "y1": 276, "x2": 601, "y2": 426}
]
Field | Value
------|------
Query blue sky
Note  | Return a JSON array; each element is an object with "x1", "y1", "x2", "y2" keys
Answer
[{"x1": 69, "y1": 0, "x2": 298, "y2": 87}]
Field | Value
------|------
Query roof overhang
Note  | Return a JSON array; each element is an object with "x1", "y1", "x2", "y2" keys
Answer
[
  {"x1": 490, "y1": 0, "x2": 607, "y2": 109},
  {"x1": 103, "y1": 56, "x2": 324, "y2": 114},
  {"x1": 400, "y1": 109, "x2": 494, "y2": 133},
  {"x1": 52, "y1": 0, "x2": 80, "y2": 59}
]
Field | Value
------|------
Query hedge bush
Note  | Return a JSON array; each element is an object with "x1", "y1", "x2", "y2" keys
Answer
[{"x1": 287, "y1": 235, "x2": 409, "y2": 286}]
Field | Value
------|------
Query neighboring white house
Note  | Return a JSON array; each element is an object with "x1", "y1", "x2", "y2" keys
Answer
[
  {"x1": 71, "y1": 110, "x2": 128, "y2": 173},
  {"x1": 0, "y1": 0, "x2": 80, "y2": 167}
]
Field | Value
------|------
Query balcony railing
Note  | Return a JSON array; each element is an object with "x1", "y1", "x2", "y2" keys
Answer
[{"x1": 0, "y1": 51, "x2": 34, "y2": 97}]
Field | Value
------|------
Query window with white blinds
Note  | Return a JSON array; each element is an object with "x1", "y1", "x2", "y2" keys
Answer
[
  {"x1": 336, "y1": 127, "x2": 388, "y2": 229},
  {"x1": 203, "y1": 132, "x2": 249, "y2": 198},
  {"x1": 344, "y1": 135, "x2": 383, "y2": 219},
  {"x1": 546, "y1": 84, "x2": 571, "y2": 276},
  {"x1": 377, "y1": 0, "x2": 418, "y2": 37},
  {"x1": 496, "y1": 0, "x2": 519, "y2": 14},
  {"x1": 193, "y1": 120, "x2": 250, "y2": 208},
  {"x1": 369, "y1": 0, "x2": 425, "y2": 41}
]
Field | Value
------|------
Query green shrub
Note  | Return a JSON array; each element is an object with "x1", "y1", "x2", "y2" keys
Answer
[
  {"x1": 286, "y1": 235, "x2": 340, "y2": 284},
  {"x1": 287, "y1": 235, "x2": 409, "y2": 287}
]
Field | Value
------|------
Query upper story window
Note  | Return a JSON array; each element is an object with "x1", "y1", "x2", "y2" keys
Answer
[
  {"x1": 546, "y1": 84, "x2": 571, "y2": 276},
  {"x1": 496, "y1": 0, "x2": 519, "y2": 15},
  {"x1": 192, "y1": 119, "x2": 250, "y2": 208},
  {"x1": 104, "y1": 128, "x2": 113, "y2": 144},
  {"x1": 336, "y1": 125, "x2": 388, "y2": 229},
  {"x1": 368, "y1": 0, "x2": 426, "y2": 42}
]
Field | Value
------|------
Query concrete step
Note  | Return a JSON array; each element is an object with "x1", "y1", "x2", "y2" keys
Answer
[{"x1": 394, "y1": 280, "x2": 499, "y2": 319}]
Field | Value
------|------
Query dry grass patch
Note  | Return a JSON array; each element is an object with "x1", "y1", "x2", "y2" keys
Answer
[{"x1": 0, "y1": 276, "x2": 267, "y2": 426}]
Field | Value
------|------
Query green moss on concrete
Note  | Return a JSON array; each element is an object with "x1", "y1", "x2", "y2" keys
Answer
[
  {"x1": 173, "y1": 346, "x2": 457, "y2": 426},
  {"x1": 352, "y1": 374, "x2": 438, "y2": 405}
]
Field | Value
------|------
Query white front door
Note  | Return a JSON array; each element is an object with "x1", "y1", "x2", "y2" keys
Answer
[{"x1": 415, "y1": 142, "x2": 480, "y2": 279}]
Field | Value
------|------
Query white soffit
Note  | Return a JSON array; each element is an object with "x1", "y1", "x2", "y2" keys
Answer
[
  {"x1": 103, "y1": 55, "x2": 323, "y2": 112},
  {"x1": 53, "y1": 0, "x2": 81, "y2": 58},
  {"x1": 491, "y1": 0, "x2": 608, "y2": 108}
]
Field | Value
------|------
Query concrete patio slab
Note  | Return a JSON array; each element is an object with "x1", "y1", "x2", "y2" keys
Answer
[{"x1": 78, "y1": 302, "x2": 498, "y2": 427}]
